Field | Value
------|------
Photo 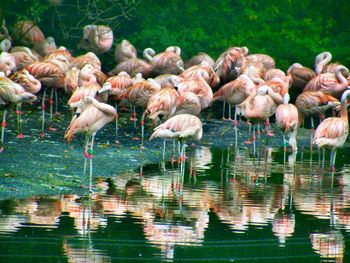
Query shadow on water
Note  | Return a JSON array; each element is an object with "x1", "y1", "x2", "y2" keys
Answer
[{"x1": 1, "y1": 142, "x2": 350, "y2": 262}]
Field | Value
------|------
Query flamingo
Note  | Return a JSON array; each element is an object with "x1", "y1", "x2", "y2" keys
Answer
[
  {"x1": 239, "y1": 60, "x2": 266, "y2": 80},
  {"x1": 185, "y1": 52, "x2": 215, "y2": 68},
  {"x1": 43, "y1": 46, "x2": 73, "y2": 62},
  {"x1": 0, "y1": 20, "x2": 11, "y2": 52},
  {"x1": 295, "y1": 91, "x2": 340, "y2": 129},
  {"x1": 149, "y1": 114, "x2": 203, "y2": 161},
  {"x1": 70, "y1": 52, "x2": 101, "y2": 71},
  {"x1": 78, "y1": 25, "x2": 113, "y2": 54},
  {"x1": 0, "y1": 52, "x2": 17, "y2": 76},
  {"x1": 10, "y1": 46, "x2": 39, "y2": 70},
  {"x1": 154, "y1": 74, "x2": 183, "y2": 89},
  {"x1": 98, "y1": 71, "x2": 134, "y2": 143},
  {"x1": 33, "y1": 36, "x2": 57, "y2": 57},
  {"x1": 175, "y1": 91, "x2": 201, "y2": 116},
  {"x1": 304, "y1": 65, "x2": 349, "y2": 98},
  {"x1": 314, "y1": 51, "x2": 348, "y2": 76},
  {"x1": 239, "y1": 85, "x2": 280, "y2": 152},
  {"x1": 264, "y1": 69, "x2": 286, "y2": 81},
  {"x1": 213, "y1": 74, "x2": 256, "y2": 123},
  {"x1": 114, "y1": 39, "x2": 137, "y2": 63},
  {"x1": 143, "y1": 46, "x2": 185, "y2": 75},
  {"x1": 65, "y1": 96, "x2": 116, "y2": 190},
  {"x1": 68, "y1": 64, "x2": 102, "y2": 109},
  {"x1": 10, "y1": 69, "x2": 41, "y2": 94},
  {"x1": 176, "y1": 73, "x2": 213, "y2": 110},
  {"x1": 313, "y1": 89, "x2": 350, "y2": 171},
  {"x1": 26, "y1": 55, "x2": 70, "y2": 136},
  {"x1": 0, "y1": 76, "x2": 36, "y2": 148},
  {"x1": 245, "y1": 53, "x2": 275, "y2": 71},
  {"x1": 287, "y1": 63, "x2": 316, "y2": 92},
  {"x1": 275, "y1": 93, "x2": 299, "y2": 159},
  {"x1": 64, "y1": 67, "x2": 80, "y2": 95},
  {"x1": 213, "y1": 46, "x2": 246, "y2": 83},
  {"x1": 12, "y1": 20, "x2": 45, "y2": 46},
  {"x1": 180, "y1": 61, "x2": 220, "y2": 89},
  {"x1": 108, "y1": 58, "x2": 153, "y2": 78},
  {"x1": 122, "y1": 78, "x2": 161, "y2": 140}
]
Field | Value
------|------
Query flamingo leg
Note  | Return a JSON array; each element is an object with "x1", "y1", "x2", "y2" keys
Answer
[
  {"x1": 222, "y1": 101, "x2": 226, "y2": 120},
  {"x1": 283, "y1": 134, "x2": 287, "y2": 164},
  {"x1": 162, "y1": 139, "x2": 166, "y2": 163},
  {"x1": 16, "y1": 104, "x2": 24, "y2": 138},
  {"x1": 253, "y1": 125, "x2": 256, "y2": 156},
  {"x1": 330, "y1": 149, "x2": 337, "y2": 172},
  {"x1": 310, "y1": 117, "x2": 315, "y2": 150},
  {"x1": 322, "y1": 148, "x2": 325, "y2": 170},
  {"x1": 233, "y1": 105, "x2": 238, "y2": 127},
  {"x1": 228, "y1": 104, "x2": 232, "y2": 120},
  {"x1": 115, "y1": 103, "x2": 119, "y2": 144},
  {"x1": 40, "y1": 88, "x2": 47, "y2": 138},
  {"x1": 89, "y1": 135, "x2": 95, "y2": 192},
  {"x1": 83, "y1": 134, "x2": 89, "y2": 177},
  {"x1": 1, "y1": 109, "x2": 7, "y2": 151},
  {"x1": 140, "y1": 110, "x2": 147, "y2": 149},
  {"x1": 133, "y1": 106, "x2": 137, "y2": 128},
  {"x1": 49, "y1": 88, "x2": 54, "y2": 120},
  {"x1": 54, "y1": 88, "x2": 59, "y2": 114}
]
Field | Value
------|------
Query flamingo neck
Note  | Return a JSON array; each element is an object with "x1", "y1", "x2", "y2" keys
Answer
[{"x1": 336, "y1": 67, "x2": 348, "y2": 86}]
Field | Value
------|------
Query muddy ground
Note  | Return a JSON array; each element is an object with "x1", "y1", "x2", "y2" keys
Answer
[{"x1": 0, "y1": 100, "x2": 313, "y2": 200}]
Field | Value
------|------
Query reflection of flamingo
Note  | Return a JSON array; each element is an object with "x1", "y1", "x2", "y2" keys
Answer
[
  {"x1": 313, "y1": 89, "x2": 350, "y2": 171},
  {"x1": 65, "y1": 96, "x2": 116, "y2": 190}
]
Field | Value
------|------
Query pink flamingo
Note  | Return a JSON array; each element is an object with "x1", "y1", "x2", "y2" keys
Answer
[
  {"x1": 143, "y1": 46, "x2": 185, "y2": 75},
  {"x1": 78, "y1": 25, "x2": 113, "y2": 54},
  {"x1": 185, "y1": 52, "x2": 215, "y2": 68},
  {"x1": 70, "y1": 52, "x2": 101, "y2": 71},
  {"x1": 150, "y1": 114, "x2": 203, "y2": 161},
  {"x1": 65, "y1": 96, "x2": 116, "y2": 190},
  {"x1": 26, "y1": 55, "x2": 70, "y2": 136},
  {"x1": 10, "y1": 46, "x2": 39, "y2": 70},
  {"x1": 98, "y1": 71, "x2": 134, "y2": 143},
  {"x1": 114, "y1": 39, "x2": 137, "y2": 64},
  {"x1": 12, "y1": 20, "x2": 45, "y2": 46},
  {"x1": 180, "y1": 61, "x2": 220, "y2": 89},
  {"x1": 313, "y1": 89, "x2": 350, "y2": 171},
  {"x1": 0, "y1": 76, "x2": 36, "y2": 148},
  {"x1": 108, "y1": 58, "x2": 153, "y2": 78},
  {"x1": 10, "y1": 69, "x2": 41, "y2": 94},
  {"x1": 287, "y1": 63, "x2": 316, "y2": 93},
  {"x1": 213, "y1": 74, "x2": 256, "y2": 123},
  {"x1": 275, "y1": 93, "x2": 299, "y2": 160},
  {"x1": 304, "y1": 65, "x2": 348, "y2": 98},
  {"x1": 213, "y1": 46, "x2": 246, "y2": 82}
]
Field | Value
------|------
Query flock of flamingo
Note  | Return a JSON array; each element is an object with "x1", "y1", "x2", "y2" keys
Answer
[{"x1": 1, "y1": 20, "x2": 350, "y2": 184}]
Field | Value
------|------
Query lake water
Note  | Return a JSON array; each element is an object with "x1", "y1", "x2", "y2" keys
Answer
[{"x1": 1, "y1": 144, "x2": 350, "y2": 262}]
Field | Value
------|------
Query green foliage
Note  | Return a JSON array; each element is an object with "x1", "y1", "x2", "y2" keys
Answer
[
  {"x1": 1, "y1": 0, "x2": 350, "y2": 70},
  {"x1": 119, "y1": 0, "x2": 350, "y2": 70}
]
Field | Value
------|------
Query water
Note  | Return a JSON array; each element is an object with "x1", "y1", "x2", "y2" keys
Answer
[{"x1": 1, "y1": 144, "x2": 350, "y2": 262}]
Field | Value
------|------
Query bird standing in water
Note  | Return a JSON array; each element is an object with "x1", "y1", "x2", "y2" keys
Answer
[
  {"x1": 313, "y1": 88, "x2": 350, "y2": 171},
  {"x1": 65, "y1": 96, "x2": 116, "y2": 191},
  {"x1": 150, "y1": 114, "x2": 203, "y2": 162},
  {"x1": 275, "y1": 93, "x2": 299, "y2": 163}
]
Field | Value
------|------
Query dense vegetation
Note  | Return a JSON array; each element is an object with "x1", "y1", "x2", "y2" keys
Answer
[{"x1": 1, "y1": 0, "x2": 350, "y2": 70}]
